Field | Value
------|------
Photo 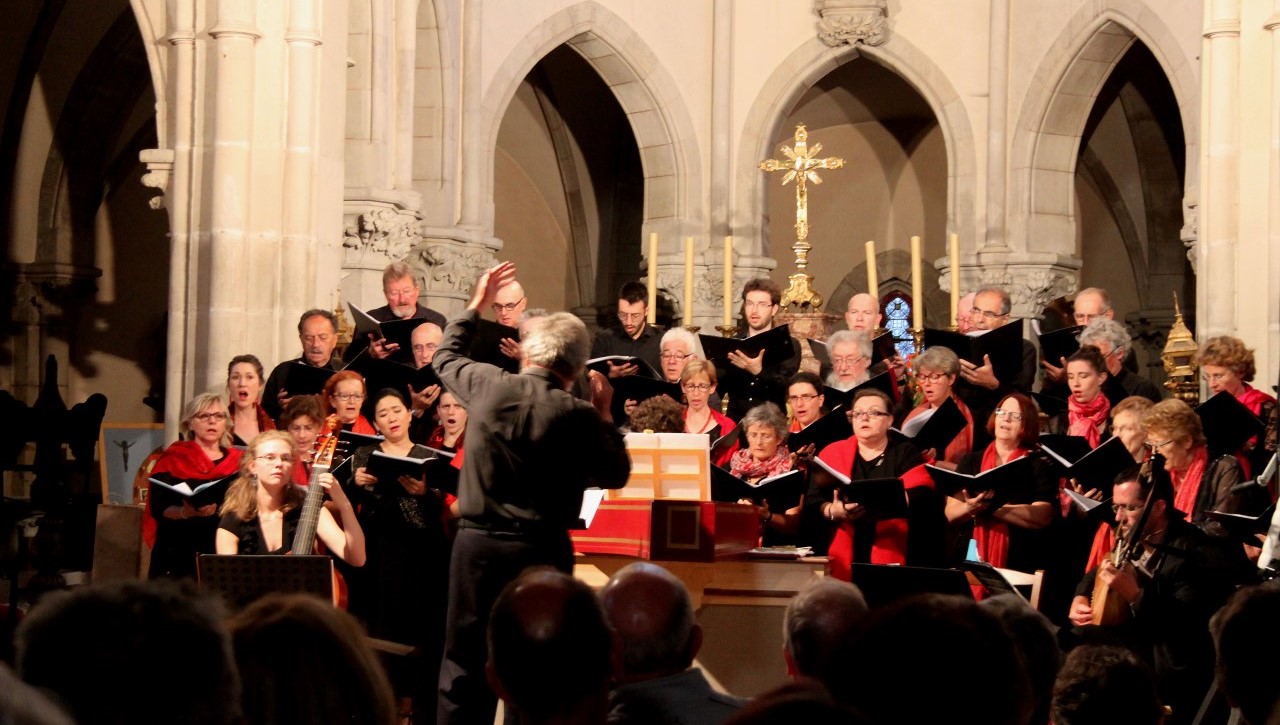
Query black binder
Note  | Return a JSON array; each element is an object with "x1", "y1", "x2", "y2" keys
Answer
[
  {"x1": 924, "y1": 320, "x2": 1024, "y2": 384},
  {"x1": 890, "y1": 397, "x2": 967, "y2": 454},
  {"x1": 709, "y1": 467, "x2": 807, "y2": 510},
  {"x1": 1195, "y1": 392, "x2": 1266, "y2": 457},
  {"x1": 699, "y1": 325, "x2": 797, "y2": 367}
]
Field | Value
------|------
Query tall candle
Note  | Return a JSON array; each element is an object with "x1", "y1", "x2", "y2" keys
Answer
[
  {"x1": 684, "y1": 236, "x2": 695, "y2": 326},
  {"x1": 949, "y1": 233, "x2": 960, "y2": 328},
  {"x1": 864, "y1": 240, "x2": 878, "y2": 296},
  {"x1": 646, "y1": 233, "x2": 658, "y2": 324},
  {"x1": 723, "y1": 236, "x2": 734, "y2": 327},
  {"x1": 911, "y1": 235, "x2": 923, "y2": 330}
]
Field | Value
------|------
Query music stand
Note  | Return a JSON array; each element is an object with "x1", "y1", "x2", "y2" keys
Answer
[
  {"x1": 197, "y1": 554, "x2": 334, "y2": 611},
  {"x1": 849, "y1": 563, "x2": 973, "y2": 609}
]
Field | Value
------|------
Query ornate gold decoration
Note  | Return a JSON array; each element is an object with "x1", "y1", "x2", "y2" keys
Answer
[
  {"x1": 1161, "y1": 293, "x2": 1199, "y2": 404},
  {"x1": 759, "y1": 124, "x2": 845, "y2": 310},
  {"x1": 715, "y1": 324, "x2": 739, "y2": 338}
]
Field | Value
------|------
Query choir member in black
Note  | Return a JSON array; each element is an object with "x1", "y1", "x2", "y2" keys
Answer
[
  {"x1": 279, "y1": 394, "x2": 324, "y2": 484},
  {"x1": 262, "y1": 309, "x2": 344, "y2": 419},
  {"x1": 227, "y1": 354, "x2": 273, "y2": 446},
  {"x1": 348, "y1": 389, "x2": 453, "y2": 721},
  {"x1": 945, "y1": 393, "x2": 1055, "y2": 573},
  {"x1": 343, "y1": 261, "x2": 447, "y2": 362},
  {"x1": 721, "y1": 278, "x2": 801, "y2": 419},
  {"x1": 786, "y1": 371, "x2": 825, "y2": 431},
  {"x1": 321, "y1": 370, "x2": 376, "y2": 434},
  {"x1": 147, "y1": 393, "x2": 243, "y2": 579},
  {"x1": 408, "y1": 321, "x2": 444, "y2": 441},
  {"x1": 730, "y1": 403, "x2": 803, "y2": 546},
  {"x1": 822, "y1": 330, "x2": 872, "y2": 390},
  {"x1": 1200, "y1": 334, "x2": 1277, "y2": 478},
  {"x1": 215, "y1": 431, "x2": 363, "y2": 562},
  {"x1": 954, "y1": 287, "x2": 1037, "y2": 439},
  {"x1": 808, "y1": 388, "x2": 941, "y2": 580},
  {"x1": 659, "y1": 328, "x2": 704, "y2": 383},
  {"x1": 1079, "y1": 319, "x2": 1163, "y2": 405},
  {"x1": 591, "y1": 281, "x2": 663, "y2": 376}
]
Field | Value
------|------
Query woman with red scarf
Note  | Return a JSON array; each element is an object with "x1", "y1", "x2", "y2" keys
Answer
[
  {"x1": 322, "y1": 371, "x2": 377, "y2": 434},
  {"x1": 227, "y1": 354, "x2": 274, "y2": 446},
  {"x1": 730, "y1": 403, "x2": 801, "y2": 546},
  {"x1": 1200, "y1": 335, "x2": 1277, "y2": 479},
  {"x1": 945, "y1": 393, "x2": 1055, "y2": 572},
  {"x1": 147, "y1": 393, "x2": 244, "y2": 579},
  {"x1": 809, "y1": 389, "x2": 941, "y2": 580},
  {"x1": 1064, "y1": 346, "x2": 1111, "y2": 448},
  {"x1": 900, "y1": 346, "x2": 974, "y2": 465}
]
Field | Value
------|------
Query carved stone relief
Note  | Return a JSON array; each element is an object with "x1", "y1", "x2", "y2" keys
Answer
[
  {"x1": 342, "y1": 206, "x2": 423, "y2": 267},
  {"x1": 815, "y1": 0, "x2": 889, "y2": 47}
]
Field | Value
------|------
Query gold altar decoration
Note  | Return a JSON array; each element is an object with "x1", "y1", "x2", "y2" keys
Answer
[
  {"x1": 1161, "y1": 292, "x2": 1199, "y2": 403},
  {"x1": 759, "y1": 124, "x2": 845, "y2": 310}
]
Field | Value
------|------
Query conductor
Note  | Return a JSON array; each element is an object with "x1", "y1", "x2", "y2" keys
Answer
[{"x1": 434, "y1": 261, "x2": 631, "y2": 725}]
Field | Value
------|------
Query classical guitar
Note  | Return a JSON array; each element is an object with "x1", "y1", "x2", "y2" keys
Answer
[
  {"x1": 290, "y1": 414, "x2": 348, "y2": 608},
  {"x1": 1090, "y1": 454, "x2": 1163, "y2": 625}
]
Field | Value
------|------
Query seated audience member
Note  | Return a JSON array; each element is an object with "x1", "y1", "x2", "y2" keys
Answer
[
  {"x1": 629, "y1": 394, "x2": 687, "y2": 433},
  {"x1": 600, "y1": 563, "x2": 748, "y2": 725},
  {"x1": 725, "y1": 679, "x2": 866, "y2": 725},
  {"x1": 731, "y1": 403, "x2": 803, "y2": 545},
  {"x1": 900, "y1": 346, "x2": 974, "y2": 464},
  {"x1": 1068, "y1": 465, "x2": 1248, "y2": 724},
  {"x1": 787, "y1": 371, "x2": 826, "y2": 430},
  {"x1": 262, "y1": 309, "x2": 344, "y2": 419},
  {"x1": 823, "y1": 330, "x2": 871, "y2": 391},
  {"x1": 592, "y1": 281, "x2": 663, "y2": 376},
  {"x1": 1111, "y1": 395, "x2": 1155, "y2": 464},
  {"x1": 321, "y1": 370, "x2": 376, "y2": 434},
  {"x1": 228, "y1": 593, "x2": 397, "y2": 725},
  {"x1": 1200, "y1": 334, "x2": 1277, "y2": 478},
  {"x1": 343, "y1": 260, "x2": 447, "y2": 362},
  {"x1": 15, "y1": 580, "x2": 239, "y2": 725},
  {"x1": 682, "y1": 359, "x2": 735, "y2": 437},
  {"x1": 980, "y1": 594, "x2": 1061, "y2": 725},
  {"x1": 1212, "y1": 582, "x2": 1280, "y2": 725},
  {"x1": 0, "y1": 663, "x2": 73, "y2": 725},
  {"x1": 148, "y1": 393, "x2": 244, "y2": 579},
  {"x1": 659, "y1": 327, "x2": 706, "y2": 383},
  {"x1": 1078, "y1": 318, "x2": 1163, "y2": 406},
  {"x1": 487, "y1": 569, "x2": 614, "y2": 725},
  {"x1": 226, "y1": 354, "x2": 273, "y2": 446},
  {"x1": 1051, "y1": 645, "x2": 1165, "y2": 725},
  {"x1": 835, "y1": 594, "x2": 1031, "y2": 725},
  {"x1": 782, "y1": 578, "x2": 869, "y2": 682}
]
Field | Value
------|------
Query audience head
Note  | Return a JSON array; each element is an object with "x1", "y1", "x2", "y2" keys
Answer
[
  {"x1": 0, "y1": 663, "x2": 74, "y2": 725},
  {"x1": 1200, "y1": 335, "x2": 1258, "y2": 396},
  {"x1": 629, "y1": 395, "x2": 686, "y2": 433},
  {"x1": 956, "y1": 292, "x2": 976, "y2": 333},
  {"x1": 742, "y1": 278, "x2": 782, "y2": 333},
  {"x1": 411, "y1": 321, "x2": 443, "y2": 368},
  {"x1": 988, "y1": 392, "x2": 1040, "y2": 449},
  {"x1": 1065, "y1": 345, "x2": 1109, "y2": 404},
  {"x1": 1072, "y1": 287, "x2": 1115, "y2": 327},
  {"x1": 787, "y1": 371, "x2": 826, "y2": 427},
  {"x1": 782, "y1": 578, "x2": 868, "y2": 681},
  {"x1": 970, "y1": 287, "x2": 1012, "y2": 331},
  {"x1": 599, "y1": 562, "x2": 699, "y2": 682},
  {"x1": 487, "y1": 569, "x2": 614, "y2": 723},
  {"x1": 660, "y1": 327, "x2": 704, "y2": 383},
  {"x1": 321, "y1": 371, "x2": 367, "y2": 423},
  {"x1": 520, "y1": 311, "x2": 591, "y2": 385},
  {"x1": 1077, "y1": 318, "x2": 1131, "y2": 375},
  {"x1": 226, "y1": 354, "x2": 265, "y2": 409},
  {"x1": 616, "y1": 281, "x2": 649, "y2": 339},
  {"x1": 15, "y1": 580, "x2": 239, "y2": 725},
  {"x1": 1142, "y1": 398, "x2": 1206, "y2": 472},
  {"x1": 297, "y1": 309, "x2": 339, "y2": 366},
  {"x1": 1111, "y1": 396, "x2": 1154, "y2": 462},
  {"x1": 1051, "y1": 645, "x2": 1164, "y2": 725},
  {"x1": 381, "y1": 261, "x2": 421, "y2": 319},
  {"x1": 680, "y1": 359, "x2": 718, "y2": 411},
  {"x1": 913, "y1": 346, "x2": 959, "y2": 407},
  {"x1": 279, "y1": 394, "x2": 325, "y2": 457},
  {"x1": 179, "y1": 392, "x2": 234, "y2": 449},
  {"x1": 726, "y1": 679, "x2": 867, "y2": 725},
  {"x1": 492, "y1": 280, "x2": 527, "y2": 327},
  {"x1": 826, "y1": 330, "x2": 871, "y2": 390},
  {"x1": 980, "y1": 594, "x2": 1061, "y2": 725},
  {"x1": 517, "y1": 307, "x2": 549, "y2": 339},
  {"x1": 1212, "y1": 581, "x2": 1280, "y2": 725},
  {"x1": 228, "y1": 593, "x2": 397, "y2": 725},
  {"x1": 844, "y1": 293, "x2": 881, "y2": 332}
]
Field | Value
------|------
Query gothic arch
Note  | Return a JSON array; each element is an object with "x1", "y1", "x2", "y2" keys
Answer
[
  {"x1": 734, "y1": 34, "x2": 978, "y2": 260},
  {"x1": 479, "y1": 1, "x2": 702, "y2": 238},
  {"x1": 1008, "y1": 2, "x2": 1198, "y2": 254}
]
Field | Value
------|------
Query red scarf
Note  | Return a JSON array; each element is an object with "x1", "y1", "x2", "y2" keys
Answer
[
  {"x1": 347, "y1": 415, "x2": 377, "y2": 435},
  {"x1": 1235, "y1": 385, "x2": 1274, "y2": 477},
  {"x1": 1171, "y1": 446, "x2": 1209, "y2": 519},
  {"x1": 1068, "y1": 392, "x2": 1110, "y2": 448},
  {"x1": 147, "y1": 440, "x2": 244, "y2": 524},
  {"x1": 729, "y1": 446, "x2": 793, "y2": 480},
  {"x1": 972, "y1": 443, "x2": 1025, "y2": 569}
]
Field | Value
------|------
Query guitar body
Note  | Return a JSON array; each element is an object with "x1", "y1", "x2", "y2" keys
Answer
[
  {"x1": 1090, "y1": 571, "x2": 1130, "y2": 626},
  {"x1": 291, "y1": 416, "x2": 347, "y2": 609}
]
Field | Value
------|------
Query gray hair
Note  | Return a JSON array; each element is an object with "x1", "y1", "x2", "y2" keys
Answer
[
  {"x1": 826, "y1": 329, "x2": 871, "y2": 359},
  {"x1": 1078, "y1": 318, "x2": 1130, "y2": 356},
  {"x1": 381, "y1": 260, "x2": 416, "y2": 288},
  {"x1": 740, "y1": 402, "x2": 788, "y2": 443},
  {"x1": 783, "y1": 578, "x2": 869, "y2": 679},
  {"x1": 1074, "y1": 287, "x2": 1112, "y2": 312},
  {"x1": 975, "y1": 287, "x2": 1012, "y2": 316},
  {"x1": 521, "y1": 312, "x2": 591, "y2": 381},
  {"x1": 179, "y1": 392, "x2": 234, "y2": 449},
  {"x1": 660, "y1": 327, "x2": 705, "y2": 360},
  {"x1": 913, "y1": 346, "x2": 959, "y2": 376}
]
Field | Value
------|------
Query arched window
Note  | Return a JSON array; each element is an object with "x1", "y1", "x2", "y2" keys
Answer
[{"x1": 881, "y1": 292, "x2": 916, "y2": 358}]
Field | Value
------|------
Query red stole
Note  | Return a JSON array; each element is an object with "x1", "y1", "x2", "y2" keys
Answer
[
  {"x1": 1171, "y1": 446, "x2": 1210, "y2": 519},
  {"x1": 147, "y1": 440, "x2": 244, "y2": 520},
  {"x1": 817, "y1": 439, "x2": 934, "y2": 581},
  {"x1": 972, "y1": 443, "x2": 1026, "y2": 569},
  {"x1": 687, "y1": 408, "x2": 738, "y2": 466},
  {"x1": 1067, "y1": 392, "x2": 1110, "y2": 448},
  {"x1": 1234, "y1": 384, "x2": 1274, "y2": 478},
  {"x1": 348, "y1": 416, "x2": 377, "y2": 435}
]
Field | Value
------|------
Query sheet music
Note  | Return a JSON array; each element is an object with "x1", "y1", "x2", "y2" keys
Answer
[
  {"x1": 894, "y1": 407, "x2": 935, "y2": 439},
  {"x1": 579, "y1": 489, "x2": 607, "y2": 529}
]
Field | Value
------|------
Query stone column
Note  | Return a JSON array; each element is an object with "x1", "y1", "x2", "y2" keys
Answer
[
  {"x1": 1266, "y1": 4, "x2": 1280, "y2": 370},
  {"x1": 984, "y1": 0, "x2": 1009, "y2": 251},
  {"x1": 280, "y1": 0, "x2": 323, "y2": 345},
  {"x1": 1199, "y1": 0, "x2": 1240, "y2": 339}
]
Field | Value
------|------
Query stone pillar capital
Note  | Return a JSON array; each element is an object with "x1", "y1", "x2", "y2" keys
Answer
[{"x1": 814, "y1": 0, "x2": 889, "y2": 47}]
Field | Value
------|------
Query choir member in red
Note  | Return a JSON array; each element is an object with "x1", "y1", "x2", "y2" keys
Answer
[
  {"x1": 900, "y1": 346, "x2": 974, "y2": 465},
  {"x1": 1065, "y1": 346, "x2": 1111, "y2": 447},
  {"x1": 147, "y1": 393, "x2": 244, "y2": 579},
  {"x1": 681, "y1": 360, "x2": 735, "y2": 436},
  {"x1": 809, "y1": 389, "x2": 940, "y2": 580},
  {"x1": 226, "y1": 354, "x2": 273, "y2": 446},
  {"x1": 278, "y1": 394, "x2": 324, "y2": 484},
  {"x1": 1200, "y1": 334, "x2": 1277, "y2": 478},
  {"x1": 321, "y1": 370, "x2": 376, "y2": 434}
]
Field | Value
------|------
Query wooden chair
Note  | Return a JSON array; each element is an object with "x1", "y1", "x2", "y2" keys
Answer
[{"x1": 994, "y1": 567, "x2": 1045, "y2": 610}]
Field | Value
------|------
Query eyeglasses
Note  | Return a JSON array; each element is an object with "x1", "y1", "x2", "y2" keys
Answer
[
  {"x1": 994, "y1": 409, "x2": 1023, "y2": 422},
  {"x1": 1202, "y1": 371, "x2": 1232, "y2": 383},
  {"x1": 1111, "y1": 502, "x2": 1145, "y2": 514},
  {"x1": 917, "y1": 372, "x2": 949, "y2": 383},
  {"x1": 193, "y1": 412, "x2": 226, "y2": 422},
  {"x1": 849, "y1": 410, "x2": 890, "y2": 421},
  {"x1": 618, "y1": 311, "x2": 646, "y2": 322},
  {"x1": 743, "y1": 300, "x2": 775, "y2": 310},
  {"x1": 832, "y1": 356, "x2": 866, "y2": 368},
  {"x1": 1146, "y1": 438, "x2": 1172, "y2": 450},
  {"x1": 1073, "y1": 311, "x2": 1109, "y2": 325},
  {"x1": 970, "y1": 307, "x2": 1006, "y2": 320},
  {"x1": 682, "y1": 383, "x2": 711, "y2": 392},
  {"x1": 492, "y1": 298, "x2": 526, "y2": 313},
  {"x1": 255, "y1": 454, "x2": 294, "y2": 466},
  {"x1": 661, "y1": 352, "x2": 691, "y2": 362},
  {"x1": 331, "y1": 393, "x2": 366, "y2": 402},
  {"x1": 412, "y1": 343, "x2": 438, "y2": 353},
  {"x1": 788, "y1": 393, "x2": 821, "y2": 403}
]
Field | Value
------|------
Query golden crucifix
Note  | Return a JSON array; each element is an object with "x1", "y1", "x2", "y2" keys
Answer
[{"x1": 759, "y1": 123, "x2": 844, "y2": 309}]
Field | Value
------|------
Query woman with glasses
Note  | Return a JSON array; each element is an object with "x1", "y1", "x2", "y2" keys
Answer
[
  {"x1": 226, "y1": 354, "x2": 274, "y2": 446},
  {"x1": 1200, "y1": 335, "x2": 1276, "y2": 478},
  {"x1": 147, "y1": 393, "x2": 244, "y2": 579},
  {"x1": 215, "y1": 430, "x2": 363, "y2": 563},
  {"x1": 787, "y1": 371, "x2": 826, "y2": 430},
  {"x1": 900, "y1": 347, "x2": 974, "y2": 465},
  {"x1": 944, "y1": 393, "x2": 1055, "y2": 572},
  {"x1": 680, "y1": 360, "x2": 734, "y2": 436},
  {"x1": 729, "y1": 403, "x2": 805, "y2": 544},
  {"x1": 808, "y1": 388, "x2": 941, "y2": 579},
  {"x1": 321, "y1": 371, "x2": 376, "y2": 434}
]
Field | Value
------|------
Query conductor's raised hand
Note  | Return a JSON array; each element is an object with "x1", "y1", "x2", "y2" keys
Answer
[
  {"x1": 468, "y1": 261, "x2": 518, "y2": 311},
  {"x1": 587, "y1": 369, "x2": 615, "y2": 423}
]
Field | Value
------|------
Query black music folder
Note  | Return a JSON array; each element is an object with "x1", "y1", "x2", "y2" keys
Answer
[
  {"x1": 347, "y1": 303, "x2": 428, "y2": 365},
  {"x1": 283, "y1": 362, "x2": 338, "y2": 396},
  {"x1": 471, "y1": 320, "x2": 521, "y2": 373},
  {"x1": 148, "y1": 472, "x2": 236, "y2": 508},
  {"x1": 1196, "y1": 392, "x2": 1266, "y2": 457},
  {"x1": 710, "y1": 421, "x2": 742, "y2": 461},
  {"x1": 823, "y1": 362, "x2": 896, "y2": 408},
  {"x1": 891, "y1": 397, "x2": 967, "y2": 454},
  {"x1": 1038, "y1": 324, "x2": 1084, "y2": 367},
  {"x1": 700, "y1": 325, "x2": 797, "y2": 367},
  {"x1": 926, "y1": 455, "x2": 1035, "y2": 507},
  {"x1": 710, "y1": 467, "x2": 807, "y2": 510},
  {"x1": 1040, "y1": 435, "x2": 1135, "y2": 490},
  {"x1": 586, "y1": 355, "x2": 661, "y2": 380},
  {"x1": 344, "y1": 352, "x2": 440, "y2": 399},
  {"x1": 1062, "y1": 487, "x2": 1114, "y2": 526},
  {"x1": 788, "y1": 406, "x2": 853, "y2": 453},
  {"x1": 924, "y1": 320, "x2": 1024, "y2": 384},
  {"x1": 1205, "y1": 504, "x2": 1275, "y2": 547},
  {"x1": 809, "y1": 457, "x2": 907, "y2": 519}
]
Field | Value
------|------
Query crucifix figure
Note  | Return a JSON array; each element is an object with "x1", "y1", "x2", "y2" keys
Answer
[{"x1": 759, "y1": 123, "x2": 845, "y2": 309}]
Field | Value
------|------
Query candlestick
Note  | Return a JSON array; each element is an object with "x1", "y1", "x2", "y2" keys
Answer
[
  {"x1": 911, "y1": 235, "x2": 923, "y2": 331},
  {"x1": 684, "y1": 236, "x2": 695, "y2": 327},
  {"x1": 865, "y1": 240, "x2": 878, "y2": 296},
  {"x1": 723, "y1": 236, "x2": 734, "y2": 327},
  {"x1": 646, "y1": 233, "x2": 658, "y2": 324},
  {"x1": 949, "y1": 233, "x2": 960, "y2": 329}
]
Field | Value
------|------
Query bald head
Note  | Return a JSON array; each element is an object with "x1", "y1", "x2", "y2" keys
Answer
[
  {"x1": 845, "y1": 293, "x2": 881, "y2": 332},
  {"x1": 410, "y1": 322, "x2": 442, "y2": 368},
  {"x1": 783, "y1": 578, "x2": 868, "y2": 680},
  {"x1": 493, "y1": 281, "x2": 527, "y2": 327},
  {"x1": 599, "y1": 562, "x2": 699, "y2": 681}
]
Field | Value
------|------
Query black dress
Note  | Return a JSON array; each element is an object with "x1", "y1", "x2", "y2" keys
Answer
[
  {"x1": 948, "y1": 450, "x2": 1058, "y2": 573},
  {"x1": 217, "y1": 508, "x2": 302, "y2": 554}
]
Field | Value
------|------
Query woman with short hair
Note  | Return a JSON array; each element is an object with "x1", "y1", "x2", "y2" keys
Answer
[
  {"x1": 1200, "y1": 335, "x2": 1277, "y2": 478},
  {"x1": 730, "y1": 403, "x2": 802, "y2": 544},
  {"x1": 322, "y1": 371, "x2": 376, "y2": 434},
  {"x1": 901, "y1": 346, "x2": 974, "y2": 464}
]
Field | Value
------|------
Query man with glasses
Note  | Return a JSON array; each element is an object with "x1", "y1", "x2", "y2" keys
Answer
[
  {"x1": 344, "y1": 261, "x2": 448, "y2": 362},
  {"x1": 1080, "y1": 318, "x2": 1163, "y2": 405},
  {"x1": 262, "y1": 309, "x2": 344, "y2": 419},
  {"x1": 722, "y1": 278, "x2": 801, "y2": 419},
  {"x1": 824, "y1": 330, "x2": 872, "y2": 391},
  {"x1": 1068, "y1": 465, "x2": 1246, "y2": 724},
  {"x1": 954, "y1": 287, "x2": 1037, "y2": 444},
  {"x1": 1042, "y1": 287, "x2": 1139, "y2": 385},
  {"x1": 590, "y1": 281, "x2": 663, "y2": 377}
]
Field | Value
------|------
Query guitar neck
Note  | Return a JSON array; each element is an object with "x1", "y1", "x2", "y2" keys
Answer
[{"x1": 291, "y1": 461, "x2": 330, "y2": 555}]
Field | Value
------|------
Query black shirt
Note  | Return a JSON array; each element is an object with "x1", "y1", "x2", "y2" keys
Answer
[
  {"x1": 218, "y1": 507, "x2": 303, "y2": 555},
  {"x1": 261, "y1": 355, "x2": 343, "y2": 420},
  {"x1": 343, "y1": 302, "x2": 449, "y2": 363},
  {"x1": 590, "y1": 324, "x2": 663, "y2": 373}
]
